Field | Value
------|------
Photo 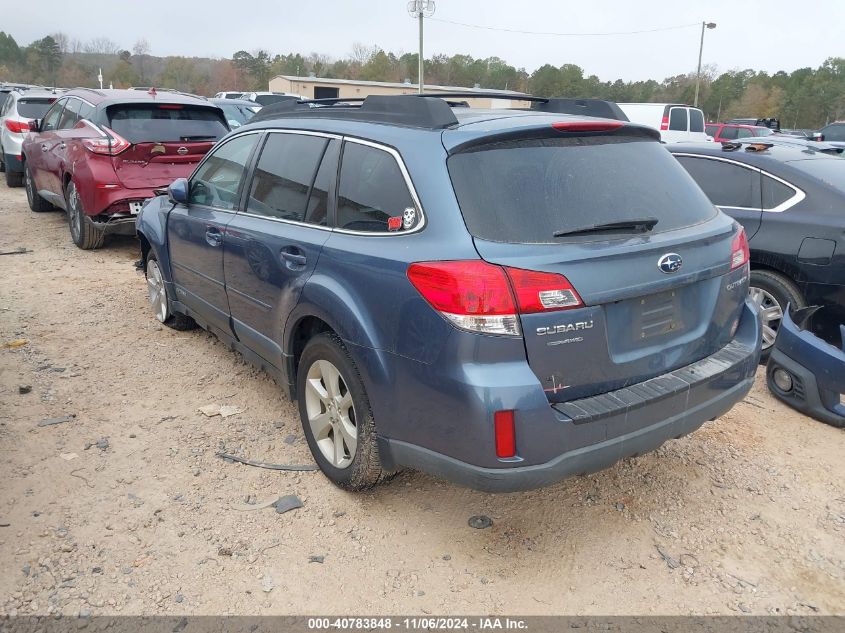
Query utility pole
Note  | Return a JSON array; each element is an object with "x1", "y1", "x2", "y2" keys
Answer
[
  {"x1": 408, "y1": 1, "x2": 435, "y2": 94},
  {"x1": 694, "y1": 21, "x2": 717, "y2": 107}
]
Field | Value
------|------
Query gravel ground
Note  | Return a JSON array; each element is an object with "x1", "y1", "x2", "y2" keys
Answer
[{"x1": 0, "y1": 183, "x2": 843, "y2": 617}]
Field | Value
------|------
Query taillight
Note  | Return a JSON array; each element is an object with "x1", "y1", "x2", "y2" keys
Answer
[
  {"x1": 504, "y1": 267, "x2": 583, "y2": 313},
  {"x1": 552, "y1": 121, "x2": 623, "y2": 133},
  {"x1": 407, "y1": 261, "x2": 520, "y2": 336},
  {"x1": 407, "y1": 260, "x2": 584, "y2": 336},
  {"x1": 494, "y1": 410, "x2": 516, "y2": 458},
  {"x1": 660, "y1": 116, "x2": 669, "y2": 131},
  {"x1": 730, "y1": 227, "x2": 750, "y2": 270},
  {"x1": 82, "y1": 126, "x2": 130, "y2": 156},
  {"x1": 5, "y1": 119, "x2": 30, "y2": 134}
]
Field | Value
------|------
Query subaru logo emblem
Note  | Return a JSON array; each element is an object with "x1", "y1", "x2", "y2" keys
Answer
[
  {"x1": 658, "y1": 253, "x2": 683, "y2": 274},
  {"x1": 177, "y1": 146, "x2": 188, "y2": 155}
]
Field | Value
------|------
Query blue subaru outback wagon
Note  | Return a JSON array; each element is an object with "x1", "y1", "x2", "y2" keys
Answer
[{"x1": 136, "y1": 95, "x2": 761, "y2": 492}]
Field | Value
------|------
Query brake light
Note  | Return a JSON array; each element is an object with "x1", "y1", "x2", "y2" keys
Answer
[
  {"x1": 407, "y1": 261, "x2": 585, "y2": 336},
  {"x1": 730, "y1": 227, "x2": 750, "y2": 270},
  {"x1": 660, "y1": 116, "x2": 669, "y2": 131},
  {"x1": 158, "y1": 104, "x2": 183, "y2": 110},
  {"x1": 5, "y1": 119, "x2": 29, "y2": 133},
  {"x1": 552, "y1": 121, "x2": 624, "y2": 133},
  {"x1": 82, "y1": 126, "x2": 131, "y2": 156},
  {"x1": 494, "y1": 410, "x2": 516, "y2": 458}
]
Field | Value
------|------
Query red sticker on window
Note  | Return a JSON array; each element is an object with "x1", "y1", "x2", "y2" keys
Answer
[{"x1": 387, "y1": 216, "x2": 402, "y2": 231}]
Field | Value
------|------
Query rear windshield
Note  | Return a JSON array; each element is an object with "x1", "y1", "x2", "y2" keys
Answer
[
  {"x1": 106, "y1": 104, "x2": 228, "y2": 143},
  {"x1": 448, "y1": 136, "x2": 718, "y2": 243},
  {"x1": 788, "y1": 158, "x2": 845, "y2": 192},
  {"x1": 17, "y1": 98, "x2": 55, "y2": 119}
]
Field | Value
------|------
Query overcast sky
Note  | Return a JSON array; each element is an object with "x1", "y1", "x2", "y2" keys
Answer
[{"x1": 5, "y1": 0, "x2": 844, "y2": 82}]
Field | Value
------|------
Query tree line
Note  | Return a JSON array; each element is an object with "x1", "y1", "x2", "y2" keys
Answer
[{"x1": 1, "y1": 32, "x2": 843, "y2": 128}]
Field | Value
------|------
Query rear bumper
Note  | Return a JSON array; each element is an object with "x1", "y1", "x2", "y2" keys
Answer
[
  {"x1": 4, "y1": 152, "x2": 24, "y2": 173},
  {"x1": 379, "y1": 300, "x2": 761, "y2": 492}
]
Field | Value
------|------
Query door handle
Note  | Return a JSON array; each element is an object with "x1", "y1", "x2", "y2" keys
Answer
[
  {"x1": 205, "y1": 226, "x2": 223, "y2": 247},
  {"x1": 59, "y1": 143, "x2": 66, "y2": 149},
  {"x1": 41, "y1": 144, "x2": 48, "y2": 151},
  {"x1": 281, "y1": 251, "x2": 307, "y2": 266}
]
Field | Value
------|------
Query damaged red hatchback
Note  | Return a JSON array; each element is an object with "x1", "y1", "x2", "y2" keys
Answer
[{"x1": 22, "y1": 88, "x2": 228, "y2": 249}]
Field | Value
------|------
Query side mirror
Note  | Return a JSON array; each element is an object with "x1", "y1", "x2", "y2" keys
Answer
[
  {"x1": 29, "y1": 119, "x2": 41, "y2": 133},
  {"x1": 168, "y1": 178, "x2": 189, "y2": 205},
  {"x1": 811, "y1": 132, "x2": 825, "y2": 142}
]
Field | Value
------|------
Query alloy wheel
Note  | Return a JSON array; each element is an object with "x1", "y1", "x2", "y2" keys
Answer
[
  {"x1": 68, "y1": 183, "x2": 82, "y2": 241},
  {"x1": 146, "y1": 260, "x2": 168, "y2": 323},
  {"x1": 748, "y1": 286, "x2": 784, "y2": 350},
  {"x1": 25, "y1": 167, "x2": 34, "y2": 206},
  {"x1": 303, "y1": 359, "x2": 357, "y2": 469}
]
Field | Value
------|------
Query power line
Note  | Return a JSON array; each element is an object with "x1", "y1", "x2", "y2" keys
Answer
[{"x1": 426, "y1": 17, "x2": 701, "y2": 37}]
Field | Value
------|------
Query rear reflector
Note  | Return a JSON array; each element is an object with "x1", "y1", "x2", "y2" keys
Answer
[
  {"x1": 494, "y1": 410, "x2": 516, "y2": 458},
  {"x1": 4, "y1": 119, "x2": 29, "y2": 134},
  {"x1": 407, "y1": 261, "x2": 585, "y2": 336},
  {"x1": 552, "y1": 121, "x2": 623, "y2": 133},
  {"x1": 730, "y1": 227, "x2": 750, "y2": 270}
]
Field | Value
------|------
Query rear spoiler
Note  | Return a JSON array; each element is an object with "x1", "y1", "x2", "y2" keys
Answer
[{"x1": 530, "y1": 98, "x2": 629, "y2": 122}]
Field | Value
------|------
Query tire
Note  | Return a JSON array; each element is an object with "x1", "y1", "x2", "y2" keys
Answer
[
  {"x1": 5, "y1": 168, "x2": 22, "y2": 187},
  {"x1": 66, "y1": 180, "x2": 105, "y2": 250},
  {"x1": 296, "y1": 333, "x2": 392, "y2": 490},
  {"x1": 749, "y1": 270, "x2": 805, "y2": 363},
  {"x1": 24, "y1": 163, "x2": 52, "y2": 212},
  {"x1": 145, "y1": 254, "x2": 196, "y2": 331},
  {"x1": 0, "y1": 149, "x2": 5, "y2": 173}
]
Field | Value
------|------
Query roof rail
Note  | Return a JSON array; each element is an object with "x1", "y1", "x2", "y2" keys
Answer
[
  {"x1": 250, "y1": 92, "x2": 629, "y2": 128},
  {"x1": 251, "y1": 95, "x2": 461, "y2": 129},
  {"x1": 74, "y1": 87, "x2": 107, "y2": 96}
]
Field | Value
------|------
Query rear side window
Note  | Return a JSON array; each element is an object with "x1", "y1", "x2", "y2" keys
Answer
[
  {"x1": 689, "y1": 109, "x2": 705, "y2": 133},
  {"x1": 449, "y1": 137, "x2": 717, "y2": 244},
  {"x1": 189, "y1": 133, "x2": 258, "y2": 210},
  {"x1": 246, "y1": 133, "x2": 329, "y2": 224},
  {"x1": 719, "y1": 126, "x2": 738, "y2": 140},
  {"x1": 676, "y1": 156, "x2": 759, "y2": 209},
  {"x1": 107, "y1": 104, "x2": 228, "y2": 143},
  {"x1": 17, "y1": 98, "x2": 54, "y2": 119},
  {"x1": 736, "y1": 128, "x2": 754, "y2": 139},
  {"x1": 762, "y1": 175, "x2": 796, "y2": 210},
  {"x1": 669, "y1": 107, "x2": 688, "y2": 131},
  {"x1": 79, "y1": 102, "x2": 95, "y2": 121},
  {"x1": 41, "y1": 99, "x2": 64, "y2": 131},
  {"x1": 58, "y1": 98, "x2": 82, "y2": 129},
  {"x1": 337, "y1": 142, "x2": 418, "y2": 233}
]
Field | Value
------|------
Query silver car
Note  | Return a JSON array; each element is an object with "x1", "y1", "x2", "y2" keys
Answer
[{"x1": 0, "y1": 88, "x2": 63, "y2": 187}]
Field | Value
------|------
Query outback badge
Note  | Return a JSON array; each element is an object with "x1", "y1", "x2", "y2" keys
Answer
[{"x1": 658, "y1": 253, "x2": 683, "y2": 274}]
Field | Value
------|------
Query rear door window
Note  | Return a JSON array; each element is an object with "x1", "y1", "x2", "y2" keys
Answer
[
  {"x1": 736, "y1": 128, "x2": 754, "y2": 139},
  {"x1": 189, "y1": 133, "x2": 259, "y2": 210},
  {"x1": 337, "y1": 142, "x2": 418, "y2": 233},
  {"x1": 720, "y1": 126, "x2": 739, "y2": 140},
  {"x1": 107, "y1": 104, "x2": 228, "y2": 143},
  {"x1": 448, "y1": 137, "x2": 717, "y2": 244},
  {"x1": 17, "y1": 98, "x2": 55, "y2": 119},
  {"x1": 58, "y1": 98, "x2": 82, "y2": 129},
  {"x1": 705, "y1": 124, "x2": 719, "y2": 136},
  {"x1": 689, "y1": 109, "x2": 705, "y2": 133},
  {"x1": 668, "y1": 107, "x2": 688, "y2": 131},
  {"x1": 246, "y1": 133, "x2": 329, "y2": 223},
  {"x1": 676, "y1": 156, "x2": 759, "y2": 209}
]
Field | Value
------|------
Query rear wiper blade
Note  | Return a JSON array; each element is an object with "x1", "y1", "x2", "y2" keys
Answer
[
  {"x1": 180, "y1": 135, "x2": 217, "y2": 141},
  {"x1": 553, "y1": 217, "x2": 658, "y2": 238}
]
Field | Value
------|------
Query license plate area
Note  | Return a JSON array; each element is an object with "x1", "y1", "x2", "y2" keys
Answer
[
  {"x1": 633, "y1": 289, "x2": 684, "y2": 340},
  {"x1": 129, "y1": 201, "x2": 146, "y2": 215}
]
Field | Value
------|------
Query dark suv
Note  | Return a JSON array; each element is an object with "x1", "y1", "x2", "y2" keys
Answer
[
  {"x1": 22, "y1": 88, "x2": 228, "y2": 249},
  {"x1": 136, "y1": 95, "x2": 761, "y2": 492}
]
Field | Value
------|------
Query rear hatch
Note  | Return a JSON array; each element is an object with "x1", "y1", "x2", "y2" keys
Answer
[
  {"x1": 446, "y1": 122, "x2": 748, "y2": 402},
  {"x1": 106, "y1": 103, "x2": 228, "y2": 189}
]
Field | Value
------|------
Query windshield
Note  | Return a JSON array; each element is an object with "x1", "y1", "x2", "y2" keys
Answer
[
  {"x1": 106, "y1": 104, "x2": 228, "y2": 143},
  {"x1": 219, "y1": 104, "x2": 257, "y2": 128},
  {"x1": 448, "y1": 136, "x2": 718, "y2": 244},
  {"x1": 17, "y1": 98, "x2": 55, "y2": 119},
  {"x1": 788, "y1": 158, "x2": 845, "y2": 192}
]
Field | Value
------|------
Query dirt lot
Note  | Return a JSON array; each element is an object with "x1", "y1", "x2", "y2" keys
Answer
[{"x1": 0, "y1": 183, "x2": 843, "y2": 617}]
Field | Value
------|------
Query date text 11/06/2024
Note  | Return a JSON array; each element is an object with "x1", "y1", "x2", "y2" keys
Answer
[{"x1": 307, "y1": 617, "x2": 528, "y2": 630}]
